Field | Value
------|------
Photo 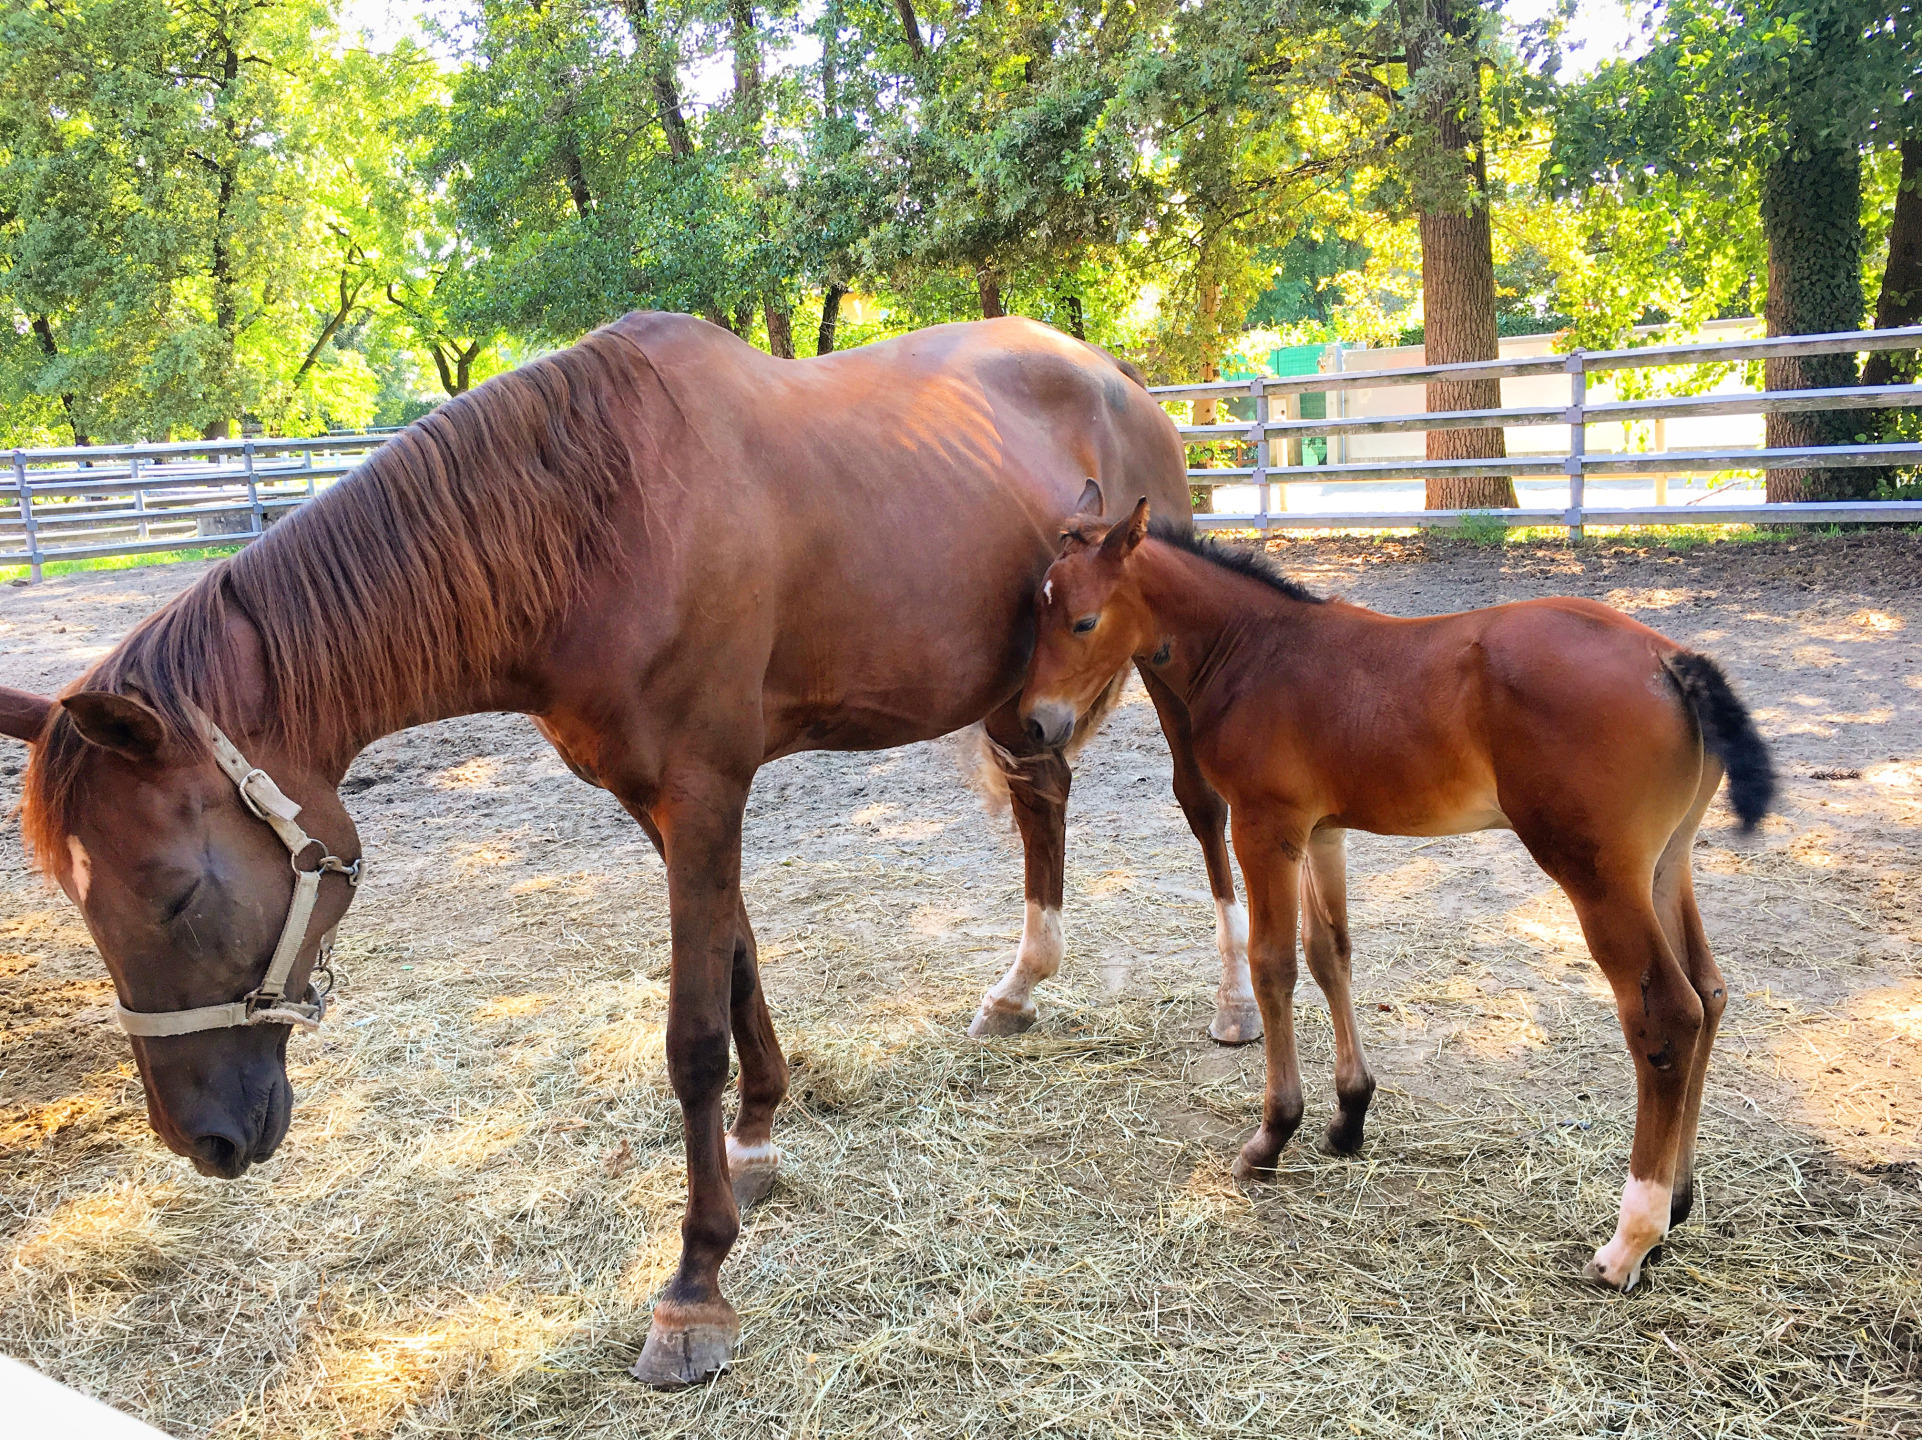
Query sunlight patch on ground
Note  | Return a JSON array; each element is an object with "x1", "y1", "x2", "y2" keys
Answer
[{"x1": 432, "y1": 757, "x2": 502, "y2": 790}]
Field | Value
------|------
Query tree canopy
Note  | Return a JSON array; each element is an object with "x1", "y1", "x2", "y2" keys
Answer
[{"x1": 1, "y1": 0, "x2": 1916, "y2": 447}]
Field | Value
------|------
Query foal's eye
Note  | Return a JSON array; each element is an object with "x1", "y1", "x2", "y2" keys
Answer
[{"x1": 1072, "y1": 615, "x2": 1099, "y2": 635}]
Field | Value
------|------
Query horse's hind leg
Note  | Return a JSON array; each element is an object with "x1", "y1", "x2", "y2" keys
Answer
[
  {"x1": 969, "y1": 696, "x2": 1074, "y2": 1037},
  {"x1": 725, "y1": 898, "x2": 788, "y2": 1209},
  {"x1": 1139, "y1": 666, "x2": 1259, "y2": 1044},
  {"x1": 1561, "y1": 878, "x2": 1705, "y2": 1291},
  {"x1": 1228, "y1": 806, "x2": 1310, "y2": 1180},
  {"x1": 1656, "y1": 763, "x2": 1728, "y2": 1229},
  {"x1": 1299, "y1": 829, "x2": 1375, "y2": 1153}
]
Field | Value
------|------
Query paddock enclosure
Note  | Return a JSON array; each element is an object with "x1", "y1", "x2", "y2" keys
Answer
[{"x1": 2, "y1": 531, "x2": 1919, "y2": 1437}]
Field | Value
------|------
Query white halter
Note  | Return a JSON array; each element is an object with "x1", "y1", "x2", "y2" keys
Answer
[{"x1": 111, "y1": 703, "x2": 360, "y2": 1038}]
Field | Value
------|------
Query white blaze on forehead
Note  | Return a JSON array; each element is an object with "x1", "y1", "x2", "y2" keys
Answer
[
  {"x1": 1591, "y1": 1174, "x2": 1671, "y2": 1290},
  {"x1": 65, "y1": 836, "x2": 92, "y2": 906},
  {"x1": 1042, "y1": 579, "x2": 1054, "y2": 604},
  {"x1": 982, "y1": 902, "x2": 1065, "y2": 1016}
]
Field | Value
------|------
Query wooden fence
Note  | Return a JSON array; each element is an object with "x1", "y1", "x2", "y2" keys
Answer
[
  {"x1": 5, "y1": 326, "x2": 1922, "y2": 580},
  {"x1": 1152, "y1": 325, "x2": 1922, "y2": 539}
]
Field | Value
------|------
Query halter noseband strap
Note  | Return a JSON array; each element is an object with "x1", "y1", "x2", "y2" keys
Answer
[{"x1": 112, "y1": 703, "x2": 360, "y2": 1038}]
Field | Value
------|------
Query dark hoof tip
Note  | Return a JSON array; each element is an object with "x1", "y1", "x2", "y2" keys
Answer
[
  {"x1": 969, "y1": 1004, "x2": 1037, "y2": 1039},
  {"x1": 1324, "y1": 1120, "x2": 1367, "y2": 1156},
  {"x1": 1231, "y1": 1152, "x2": 1277, "y2": 1186}
]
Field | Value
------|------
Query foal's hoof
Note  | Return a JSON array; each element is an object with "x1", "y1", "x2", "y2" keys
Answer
[
  {"x1": 968, "y1": 1002, "x2": 1037, "y2": 1038},
  {"x1": 1230, "y1": 1151, "x2": 1276, "y2": 1186},
  {"x1": 1208, "y1": 1003, "x2": 1263, "y2": 1046},
  {"x1": 1324, "y1": 1115, "x2": 1367, "y2": 1156},
  {"x1": 726, "y1": 1138, "x2": 781, "y2": 1210},
  {"x1": 629, "y1": 1298, "x2": 741, "y2": 1387}
]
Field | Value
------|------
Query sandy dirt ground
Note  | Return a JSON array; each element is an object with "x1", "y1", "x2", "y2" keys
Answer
[{"x1": 1, "y1": 530, "x2": 1919, "y2": 1437}]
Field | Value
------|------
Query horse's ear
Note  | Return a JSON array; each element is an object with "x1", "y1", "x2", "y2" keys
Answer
[
  {"x1": 63, "y1": 692, "x2": 166, "y2": 761},
  {"x1": 0, "y1": 687, "x2": 54, "y2": 744},
  {"x1": 1075, "y1": 479, "x2": 1104, "y2": 517},
  {"x1": 1100, "y1": 497, "x2": 1150, "y2": 561}
]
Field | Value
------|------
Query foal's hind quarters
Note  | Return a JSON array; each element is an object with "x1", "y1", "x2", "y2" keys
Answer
[{"x1": 1019, "y1": 498, "x2": 1777, "y2": 1293}]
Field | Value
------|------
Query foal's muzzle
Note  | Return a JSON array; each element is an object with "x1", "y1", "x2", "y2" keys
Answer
[{"x1": 1025, "y1": 701, "x2": 1077, "y2": 750}]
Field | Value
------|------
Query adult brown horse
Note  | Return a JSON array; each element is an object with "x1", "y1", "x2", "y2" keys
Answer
[
  {"x1": 0, "y1": 314, "x2": 1255, "y2": 1386},
  {"x1": 1018, "y1": 500, "x2": 1776, "y2": 1292}
]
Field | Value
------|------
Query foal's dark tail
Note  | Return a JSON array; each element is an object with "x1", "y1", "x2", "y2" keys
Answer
[{"x1": 1663, "y1": 651, "x2": 1776, "y2": 833}]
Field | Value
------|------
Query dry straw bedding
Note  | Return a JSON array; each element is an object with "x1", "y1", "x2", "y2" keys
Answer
[{"x1": 2, "y1": 531, "x2": 1920, "y2": 1437}]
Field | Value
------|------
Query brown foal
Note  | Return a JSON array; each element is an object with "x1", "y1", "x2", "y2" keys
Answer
[{"x1": 1018, "y1": 500, "x2": 1775, "y2": 1290}]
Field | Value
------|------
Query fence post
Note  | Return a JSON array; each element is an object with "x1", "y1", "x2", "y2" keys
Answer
[
  {"x1": 12, "y1": 450, "x2": 40, "y2": 583},
  {"x1": 1563, "y1": 351, "x2": 1586, "y2": 542},
  {"x1": 244, "y1": 438, "x2": 263, "y2": 535},
  {"x1": 1251, "y1": 378, "x2": 1270, "y2": 536},
  {"x1": 132, "y1": 453, "x2": 149, "y2": 540}
]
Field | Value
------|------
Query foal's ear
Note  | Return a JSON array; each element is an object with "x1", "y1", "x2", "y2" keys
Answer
[
  {"x1": 1100, "y1": 497, "x2": 1150, "y2": 561},
  {"x1": 63, "y1": 692, "x2": 167, "y2": 761},
  {"x1": 1075, "y1": 479, "x2": 1104, "y2": 517},
  {"x1": 0, "y1": 687, "x2": 54, "y2": 744}
]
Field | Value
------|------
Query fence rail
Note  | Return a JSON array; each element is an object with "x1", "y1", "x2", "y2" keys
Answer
[
  {"x1": 4, "y1": 433, "x2": 388, "y2": 580},
  {"x1": 1151, "y1": 325, "x2": 1922, "y2": 538}
]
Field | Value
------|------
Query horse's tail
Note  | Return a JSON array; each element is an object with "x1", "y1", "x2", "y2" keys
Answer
[{"x1": 1662, "y1": 650, "x2": 1776, "y2": 833}]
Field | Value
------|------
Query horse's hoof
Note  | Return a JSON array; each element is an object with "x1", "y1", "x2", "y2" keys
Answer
[
  {"x1": 1324, "y1": 1116, "x2": 1367, "y2": 1156},
  {"x1": 726, "y1": 1139, "x2": 780, "y2": 1210},
  {"x1": 969, "y1": 1003, "x2": 1037, "y2": 1038},
  {"x1": 1582, "y1": 1251, "x2": 1642, "y2": 1293},
  {"x1": 1208, "y1": 1004, "x2": 1263, "y2": 1046},
  {"x1": 1230, "y1": 1151, "x2": 1275, "y2": 1186},
  {"x1": 629, "y1": 1298, "x2": 741, "y2": 1387}
]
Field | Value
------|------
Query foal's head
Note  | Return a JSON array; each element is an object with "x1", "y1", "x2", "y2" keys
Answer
[
  {"x1": 4, "y1": 671, "x2": 360, "y2": 1178},
  {"x1": 1021, "y1": 496, "x2": 1156, "y2": 749}
]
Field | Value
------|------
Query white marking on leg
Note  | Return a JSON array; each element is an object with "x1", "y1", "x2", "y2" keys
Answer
[
  {"x1": 1590, "y1": 1174, "x2": 1671, "y2": 1290},
  {"x1": 982, "y1": 902, "x2": 1064, "y2": 1017},
  {"x1": 1214, "y1": 898, "x2": 1253, "y2": 1011},
  {"x1": 65, "y1": 837, "x2": 92, "y2": 907},
  {"x1": 726, "y1": 1136, "x2": 779, "y2": 1171}
]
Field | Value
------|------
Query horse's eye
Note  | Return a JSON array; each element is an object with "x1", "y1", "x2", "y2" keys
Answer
[{"x1": 1072, "y1": 615, "x2": 1099, "y2": 634}]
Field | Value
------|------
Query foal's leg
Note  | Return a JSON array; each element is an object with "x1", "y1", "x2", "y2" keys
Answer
[
  {"x1": 1138, "y1": 666, "x2": 1259, "y2": 1044},
  {"x1": 1655, "y1": 765, "x2": 1728, "y2": 1229},
  {"x1": 1560, "y1": 878, "x2": 1705, "y2": 1291},
  {"x1": 969, "y1": 697, "x2": 1072, "y2": 1037},
  {"x1": 725, "y1": 898, "x2": 788, "y2": 1209},
  {"x1": 1299, "y1": 829, "x2": 1376, "y2": 1153},
  {"x1": 629, "y1": 768, "x2": 756, "y2": 1386},
  {"x1": 1227, "y1": 810, "x2": 1309, "y2": 1180}
]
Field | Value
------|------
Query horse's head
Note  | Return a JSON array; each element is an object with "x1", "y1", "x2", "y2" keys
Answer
[
  {"x1": 1020, "y1": 495, "x2": 1155, "y2": 749},
  {"x1": 3, "y1": 681, "x2": 360, "y2": 1178}
]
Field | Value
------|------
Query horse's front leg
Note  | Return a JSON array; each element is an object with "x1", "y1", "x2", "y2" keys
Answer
[
  {"x1": 628, "y1": 767, "x2": 756, "y2": 1387},
  {"x1": 1138, "y1": 665, "x2": 1258, "y2": 1044},
  {"x1": 1227, "y1": 806, "x2": 1309, "y2": 1180},
  {"x1": 969, "y1": 697, "x2": 1072, "y2": 1037}
]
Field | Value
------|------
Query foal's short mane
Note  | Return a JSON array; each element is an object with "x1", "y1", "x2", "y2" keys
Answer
[
  {"x1": 1147, "y1": 520, "x2": 1325, "y2": 605},
  {"x1": 22, "y1": 323, "x2": 647, "y2": 871}
]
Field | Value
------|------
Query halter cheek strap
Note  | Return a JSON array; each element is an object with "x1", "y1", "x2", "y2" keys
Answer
[{"x1": 112, "y1": 704, "x2": 360, "y2": 1038}]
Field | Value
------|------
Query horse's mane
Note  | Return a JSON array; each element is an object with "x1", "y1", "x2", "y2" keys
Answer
[
  {"x1": 1147, "y1": 520, "x2": 1325, "y2": 605},
  {"x1": 22, "y1": 324, "x2": 645, "y2": 871}
]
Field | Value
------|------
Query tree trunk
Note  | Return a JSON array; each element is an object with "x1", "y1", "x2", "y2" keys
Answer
[
  {"x1": 894, "y1": 0, "x2": 926, "y2": 62},
  {"x1": 1064, "y1": 293, "x2": 1086, "y2": 341},
  {"x1": 623, "y1": 1, "x2": 694, "y2": 158},
  {"x1": 1403, "y1": 0, "x2": 1514, "y2": 511},
  {"x1": 765, "y1": 300, "x2": 794, "y2": 358},
  {"x1": 29, "y1": 317, "x2": 87, "y2": 446},
  {"x1": 1762, "y1": 147, "x2": 1867, "y2": 502},
  {"x1": 977, "y1": 269, "x2": 1004, "y2": 318},
  {"x1": 817, "y1": 285, "x2": 845, "y2": 355},
  {"x1": 1863, "y1": 133, "x2": 1922, "y2": 390}
]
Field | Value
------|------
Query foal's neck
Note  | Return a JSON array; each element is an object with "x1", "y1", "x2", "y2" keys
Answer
[{"x1": 1132, "y1": 540, "x2": 1317, "y2": 710}]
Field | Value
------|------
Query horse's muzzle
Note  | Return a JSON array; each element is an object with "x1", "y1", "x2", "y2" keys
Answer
[{"x1": 1025, "y1": 701, "x2": 1077, "y2": 750}]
